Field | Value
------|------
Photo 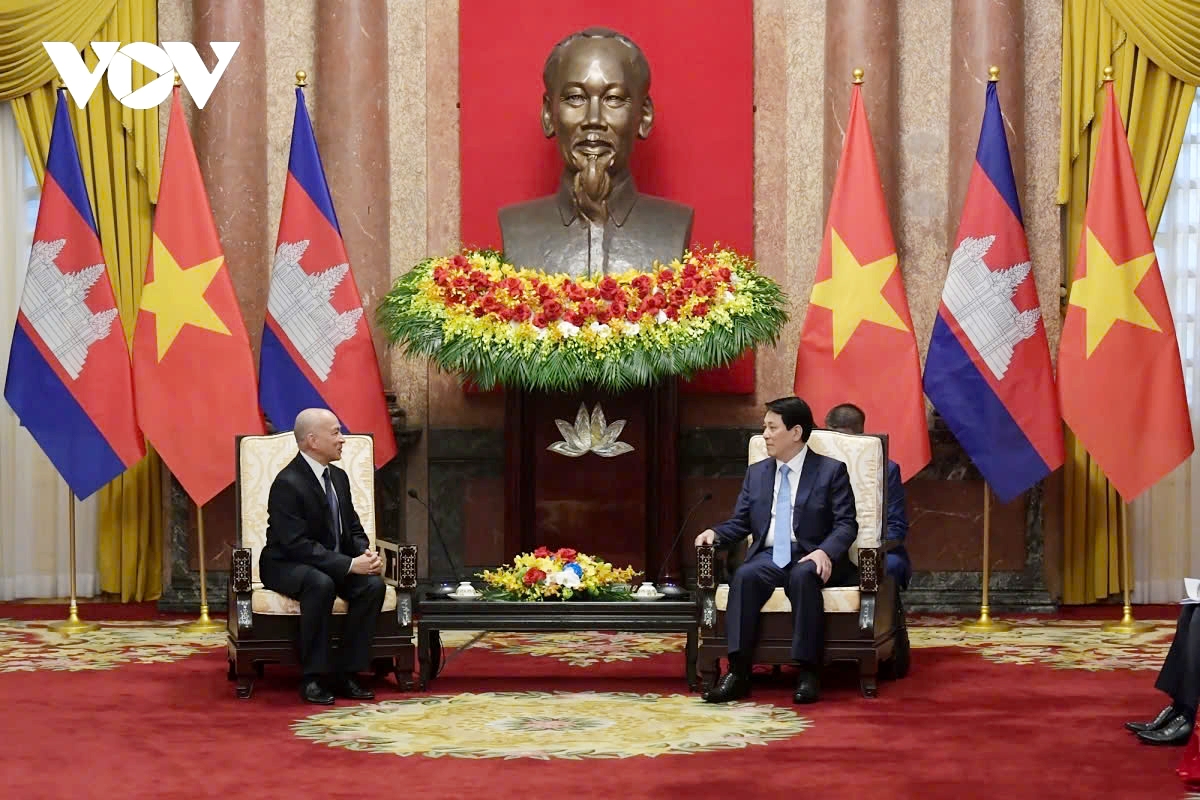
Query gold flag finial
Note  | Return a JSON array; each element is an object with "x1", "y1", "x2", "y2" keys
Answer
[
  {"x1": 173, "y1": 72, "x2": 181, "y2": 87},
  {"x1": 1102, "y1": 65, "x2": 1114, "y2": 82},
  {"x1": 295, "y1": 70, "x2": 308, "y2": 87},
  {"x1": 852, "y1": 68, "x2": 864, "y2": 84},
  {"x1": 988, "y1": 65, "x2": 1000, "y2": 82}
]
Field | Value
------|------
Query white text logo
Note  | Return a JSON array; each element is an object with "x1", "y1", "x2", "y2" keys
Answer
[{"x1": 43, "y1": 42, "x2": 239, "y2": 110}]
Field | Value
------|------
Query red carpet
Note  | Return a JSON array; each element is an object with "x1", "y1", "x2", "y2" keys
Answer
[{"x1": 0, "y1": 604, "x2": 1190, "y2": 799}]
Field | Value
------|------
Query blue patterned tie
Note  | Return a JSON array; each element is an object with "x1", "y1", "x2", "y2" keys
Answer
[{"x1": 772, "y1": 464, "x2": 792, "y2": 568}]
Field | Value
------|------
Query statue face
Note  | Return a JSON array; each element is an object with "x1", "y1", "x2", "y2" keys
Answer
[{"x1": 542, "y1": 37, "x2": 653, "y2": 180}]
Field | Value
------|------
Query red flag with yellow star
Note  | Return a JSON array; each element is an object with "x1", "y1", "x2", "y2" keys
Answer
[
  {"x1": 132, "y1": 89, "x2": 265, "y2": 505},
  {"x1": 793, "y1": 82, "x2": 930, "y2": 480},
  {"x1": 1058, "y1": 79, "x2": 1192, "y2": 500}
]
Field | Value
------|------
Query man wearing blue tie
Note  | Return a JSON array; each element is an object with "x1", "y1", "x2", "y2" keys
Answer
[{"x1": 696, "y1": 396, "x2": 858, "y2": 704}]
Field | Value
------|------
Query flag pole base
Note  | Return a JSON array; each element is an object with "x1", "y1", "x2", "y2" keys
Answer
[
  {"x1": 48, "y1": 603, "x2": 99, "y2": 635},
  {"x1": 179, "y1": 604, "x2": 225, "y2": 634},
  {"x1": 958, "y1": 606, "x2": 1012, "y2": 633},
  {"x1": 1101, "y1": 606, "x2": 1156, "y2": 635}
]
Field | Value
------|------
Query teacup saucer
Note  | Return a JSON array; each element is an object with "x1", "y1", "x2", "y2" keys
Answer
[
  {"x1": 632, "y1": 592, "x2": 664, "y2": 601},
  {"x1": 448, "y1": 592, "x2": 480, "y2": 600}
]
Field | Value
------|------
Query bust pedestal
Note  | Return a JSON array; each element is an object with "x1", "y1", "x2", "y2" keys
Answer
[{"x1": 504, "y1": 383, "x2": 681, "y2": 584}]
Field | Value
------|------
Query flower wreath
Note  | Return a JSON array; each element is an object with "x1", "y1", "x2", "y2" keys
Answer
[{"x1": 378, "y1": 246, "x2": 788, "y2": 393}]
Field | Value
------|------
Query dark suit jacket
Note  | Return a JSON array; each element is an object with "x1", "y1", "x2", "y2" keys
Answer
[
  {"x1": 885, "y1": 460, "x2": 912, "y2": 588},
  {"x1": 712, "y1": 450, "x2": 859, "y2": 569},
  {"x1": 259, "y1": 453, "x2": 370, "y2": 580}
]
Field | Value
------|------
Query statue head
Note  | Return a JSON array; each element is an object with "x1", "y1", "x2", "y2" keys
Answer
[{"x1": 541, "y1": 28, "x2": 654, "y2": 219}]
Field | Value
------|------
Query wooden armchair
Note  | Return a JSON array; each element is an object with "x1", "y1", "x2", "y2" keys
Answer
[
  {"x1": 696, "y1": 430, "x2": 901, "y2": 697},
  {"x1": 225, "y1": 431, "x2": 418, "y2": 698}
]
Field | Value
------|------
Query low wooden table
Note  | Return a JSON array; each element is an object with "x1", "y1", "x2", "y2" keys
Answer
[{"x1": 416, "y1": 594, "x2": 700, "y2": 690}]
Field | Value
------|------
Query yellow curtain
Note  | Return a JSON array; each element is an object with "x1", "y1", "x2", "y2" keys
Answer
[
  {"x1": 9, "y1": 0, "x2": 162, "y2": 600},
  {"x1": 0, "y1": 0, "x2": 118, "y2": 100},
  {"x1": 1058, "y1": 0, "x2": 1197, "y2": 604}
]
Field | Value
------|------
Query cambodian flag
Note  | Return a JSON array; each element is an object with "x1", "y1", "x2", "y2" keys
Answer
[
  {"x1": 259, "y1": 87, "x2": 397, "y2": 466},
  {"x1": 3, "y1": 91, "x2": 144, "y2": 498},
  {"x1": 923, "y1": 81, "x2": 1063, "y2": 502}
]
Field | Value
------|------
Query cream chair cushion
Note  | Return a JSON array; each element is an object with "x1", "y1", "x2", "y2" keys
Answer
[
  {"x1": 716, "y1": 430, "x2": 885, "y2": 615},
  {"x1": 237, "y1": 431, "x2": 395, "y2": 615}
]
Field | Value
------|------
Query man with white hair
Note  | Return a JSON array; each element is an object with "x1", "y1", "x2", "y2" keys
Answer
[{"x1": 259, "y1": 408, "x2": 385, "y2": 705}]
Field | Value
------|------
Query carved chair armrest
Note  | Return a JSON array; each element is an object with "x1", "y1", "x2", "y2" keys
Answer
[
  {"x1": 856, "y1": 546, "x2": 882, "y2": 593},
  {"x1": 378, "y1": 542, "x2": 418, "y2": 589},
  {"x1": 696, "y1": 545, "x2": 717, "y2": 590},
  {"x1": 230, "y1": 548, "x2": 254, "y2": 633},
  {"x1": 377, "y1": 542, "x2": 417, "y2": 627}
]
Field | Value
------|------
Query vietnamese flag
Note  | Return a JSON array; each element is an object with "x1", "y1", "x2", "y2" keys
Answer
[
  {"x1": 1058, "y1": 77, "x2": 1193, "y2": 501},
  {"x1": 793, "y1": 81, "x2": 930, "y2": 480},
  {"x1": 132, "y1": 88, "x2": 265, "y2": 505}
]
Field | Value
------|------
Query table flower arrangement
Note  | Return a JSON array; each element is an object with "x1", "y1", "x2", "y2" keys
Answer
[
  {"x1": 479, "y1": 547, "x2": 638, "y2": 601},
  {"x1": 378, "y1": 246, "x2": 787, "y2": 393}
]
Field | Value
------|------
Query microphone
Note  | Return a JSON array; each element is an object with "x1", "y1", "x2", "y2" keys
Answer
[
  {"x1": 656, "y1": 492, "x2": 713, "y2": 597},
  {"x1": 407, "y1": 489, "x2": 461, "y2": 595}
]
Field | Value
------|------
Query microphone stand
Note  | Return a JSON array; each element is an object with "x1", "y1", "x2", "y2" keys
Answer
[
  {"x1": 656, "y1": 493, "x2": 712, "y2": 598},
  {"x1": 408, "y1": 489, "x2": 459, "y2": 596}
]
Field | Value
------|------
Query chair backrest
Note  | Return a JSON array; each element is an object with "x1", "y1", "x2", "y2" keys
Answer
[
  {"x1": 748, "y1": 430, "x2": 884, "y2": 564},
  {"x1": 236, "y1": 432, "x2": 376, "y2": 585}
]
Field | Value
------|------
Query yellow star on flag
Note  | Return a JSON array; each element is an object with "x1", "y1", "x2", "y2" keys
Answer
[
  {"x1": 810, "y1": 228, "x2": 909, "y2": 356},
  {"x1": 1068, "y1": 227, "x2": 1160, "y2": 357},
  {"x1": 140, "y1": 235, "x2": 231, "y2": 361}
]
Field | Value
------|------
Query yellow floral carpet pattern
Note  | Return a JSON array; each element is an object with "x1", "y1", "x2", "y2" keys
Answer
[
  {"x1": 905, "y1": 615, "x2": 1176, "y2": 672},
  {"x1": 0, "y1": 615, "x2": 1176, "y2": 673},
  {"x1": 0, "y1": 619, "x2": 224, "y2": 672},
  {"x1": 467, "y1": 631, "x2": 687, "y2": 667},
  {"x1": 292, "y1": 691, "x2": 812, "y2": 759}
]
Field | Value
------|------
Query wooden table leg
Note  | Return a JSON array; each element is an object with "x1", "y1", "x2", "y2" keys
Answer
[
  {"x1": 686, "y1": 627, "x2": 699, "y2": 691},
  {"x1": 417, "y1": 628, "x2": 434, "y2": 690}
]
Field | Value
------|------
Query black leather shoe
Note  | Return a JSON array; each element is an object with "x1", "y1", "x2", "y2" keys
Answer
[
  {"x1": 1125, "y1": 704, "x2": 1178, "y2": 733},
  {"x1": 300, "y1": 679, "x2": 334, "y2": 705},
  {"x1": 703, "y1": 672, "x2": 751, "y2": 703},
  {"x1": 793, "y1": 669, "x2": 820, "y2": 704},
  {"x1": 332, "y1": 675, "x2": 374, "y2": 700},
  {"x1": 1135, "y1": 713, "x2": 1193, "y2": 745}
]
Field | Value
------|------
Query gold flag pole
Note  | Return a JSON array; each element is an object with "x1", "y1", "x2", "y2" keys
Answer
[
  {"x1": 1102, "y1": 501, "x2": 1153, "y2": 633},
  {"x1": 179, "y1": 503, "x2": 225, "y2": 633},
  {"x1": 960, "y1": 482, "x2": 1012, "y2": 633},
  {"x1": 48, "y1": 481, "x2": 98, "y2": 634}
]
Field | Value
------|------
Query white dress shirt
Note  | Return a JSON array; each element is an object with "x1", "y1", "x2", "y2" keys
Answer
[
  {"x1": 763, "y1": 446, "x2": 808, "y2": 547},
  {"x1": 300, "y1": 450, "x2": 330, "y2": 486}
]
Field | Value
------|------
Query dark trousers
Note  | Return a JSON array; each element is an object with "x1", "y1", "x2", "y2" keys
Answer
[
  {"x1": 1157, "y1": 604, "x2": 1200, "y2": 714},
  {"x1": 260, "y1": 559, "x2": 386, "y2": 678},
  {"x1": 726, "y1": 551, "x2": 851, "y2": 666}
]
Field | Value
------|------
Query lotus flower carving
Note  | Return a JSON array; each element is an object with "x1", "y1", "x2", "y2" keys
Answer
[{"x1": 547, "y1": 403, "x2": 634, "y2": 458}]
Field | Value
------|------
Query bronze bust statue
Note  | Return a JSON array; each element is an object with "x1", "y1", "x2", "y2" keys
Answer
[{"x1": 499, "y1": 27, "x2": 694, "y2": 278}]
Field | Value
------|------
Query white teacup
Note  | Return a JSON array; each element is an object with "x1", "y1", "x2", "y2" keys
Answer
[
  {"x1": 454, "y1": 581, "x2": 478, "y2": 597},
  {"x1": 635, "y1": 581, "x2": 658, "y2": 597}
]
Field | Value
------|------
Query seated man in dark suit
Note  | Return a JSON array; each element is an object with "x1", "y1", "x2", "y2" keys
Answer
[
  {"x1": 695, "y1": 396, "x2": 858, "y2": 704},
  {"x1": 259, "y1": 408, "x2": 386, "y2": 705},
  {"x1": 1125, "y1": 604, "x2": 1200, "y2": 745},
  {"x1": 824, "y1": 403, "x2": 911, "y2": 588}
]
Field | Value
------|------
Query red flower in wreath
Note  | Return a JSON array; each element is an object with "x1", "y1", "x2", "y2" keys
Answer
[
  {"x1": 532, "y1": 546, "x2": 551, "y2": 558},
  {"x1": 523, "y1": 568, "x2": 546, "y2": 586},
  {"x1": 555, "y1": 548, "x2": 578, "y2": 562}
]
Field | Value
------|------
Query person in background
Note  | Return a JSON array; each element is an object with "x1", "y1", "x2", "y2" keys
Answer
[{"x1": 824, "y1": 403, "x2": 911, "y2": 677}]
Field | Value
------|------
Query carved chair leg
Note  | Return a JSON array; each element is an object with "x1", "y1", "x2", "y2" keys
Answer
[
  {"x1": 236, "y1": 674, "x2": 255, "y2": 699},
  {"x1": 858, "y1": 659, "x2": 878, "y2": 699},
  {"x1": 685, "y1": 629, "x2": 699, "y2": 691}
]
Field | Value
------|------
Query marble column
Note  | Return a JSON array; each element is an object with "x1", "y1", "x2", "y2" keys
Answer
[
  {"x1": 315, "y1": 0, "x2": 392, "y2": 383},
  {"x1": 192, "y1": 0, "x2": 270, "y2": 357},
  {"x1": 823, "y1": 0, "x2": 899, "y2": 213},
  {"x1": 947, "y1": 0, "x2": 1025, "y2": 245}
]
